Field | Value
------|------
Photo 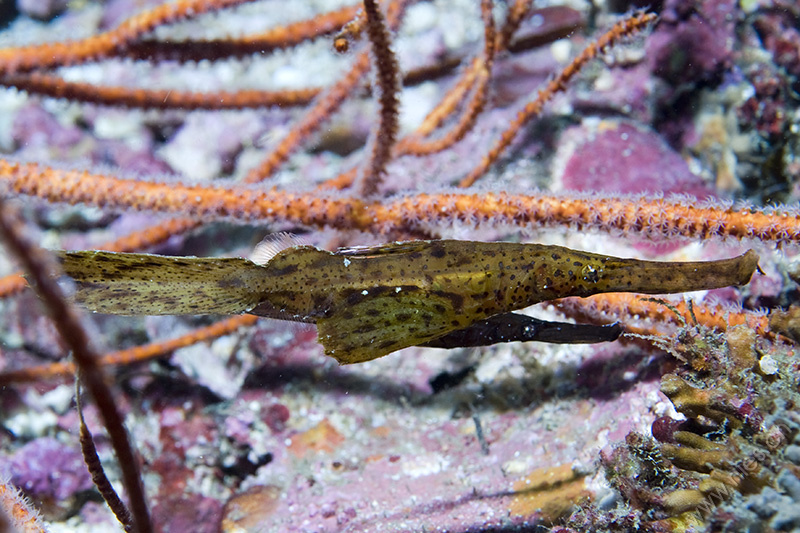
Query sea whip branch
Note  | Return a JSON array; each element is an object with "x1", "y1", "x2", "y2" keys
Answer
[
  {"x1": 0, "y1": 0, "x2": 254, "y2": 74},
  {"x1": 2, "y1": 159, "x2": 798, "y2": 245}
]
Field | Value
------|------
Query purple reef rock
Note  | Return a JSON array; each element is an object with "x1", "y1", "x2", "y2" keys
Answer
[{"x1": 3, "y1": 436, "x2": 93, "y2": 519}]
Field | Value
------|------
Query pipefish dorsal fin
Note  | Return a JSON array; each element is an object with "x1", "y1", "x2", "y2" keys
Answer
[
  {"x1": 250, "y1": 232, "x2": 305, "y2": 265},
  {"x1": 56, "y1": 250, "x2": 265, "y2": 315},
  {"x1": 316, "y1": 286, "x2": 460, "y2": 364},
  {"x1": 335, "y1": 240, "x2": 433, "y2": 257}
]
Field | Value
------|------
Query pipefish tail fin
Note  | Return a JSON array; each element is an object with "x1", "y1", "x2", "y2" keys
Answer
[
  {"x1": 55, "y1": 251, "x2": 266, "y2": 315},
  {"x1": 316, "y1": 287, "x2": 460, "y2": 364}
]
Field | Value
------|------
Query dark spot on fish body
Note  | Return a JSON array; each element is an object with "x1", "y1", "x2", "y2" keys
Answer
[
  {"x1": 344, "y1": 289, "x2": 365, "y2": 306},
  {"x1": 217, "y1": 277, "x2": 245, "y2": 290},
  {"x1": 451, "y1": 254, "x2": 473, "y2": 267},
  {"x1": 431, "y1": 290, "x2": 463, "y2": 311},
  {"x1": 267, "y1": 263, "x2": 299, "y2": 277},
  {"x1": 313, "y1": 294, "x2": 331, "y2": 312},
  {"x1": 101, "y1": 270, "x2": 136, "y2": 281},
  {"x1": 430, "y1": 245, "x2": 446, "y2": 258}
]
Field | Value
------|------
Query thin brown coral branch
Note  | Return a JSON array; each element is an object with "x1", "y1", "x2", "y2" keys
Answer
[
  {"x1": 0, "y1": 199, "x2": 152, "y2": 533},
  {"x1": 355, "y1": 0, "x2": 402, "y2": 197},
  {"x1": 76, "y1": 382, "x2": 134, "y2": 532},
  {"x1": 3, "y1": 160, "x2": 799, "y2": 244},
  {"x1": 0, "y1": 0, "x2": 253, "y2": 74},
  {"x1": 0, "y1": 72, "x2": 320, "y2": 110},
  {"x1": 459, "y1": 11, "x2": 657, "y2": 188}
]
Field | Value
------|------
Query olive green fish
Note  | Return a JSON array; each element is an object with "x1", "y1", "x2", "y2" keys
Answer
[{"x1": 55, "y1": 240, "x2": 759, "y2": 364}]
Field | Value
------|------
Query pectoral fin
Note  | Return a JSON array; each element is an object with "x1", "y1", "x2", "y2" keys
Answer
[{"x1": 316, "y1": 287, "x2": 462, "y2": 364}]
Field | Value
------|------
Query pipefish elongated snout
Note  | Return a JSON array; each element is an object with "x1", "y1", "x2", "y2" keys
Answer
[{"x1": 54, "y1": 240, "x2": 760, "y2": 364}]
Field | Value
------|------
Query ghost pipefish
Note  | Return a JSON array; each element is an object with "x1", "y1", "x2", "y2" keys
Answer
[{"x1": 54, "y1": 240, "x2": 759, "y2": 364}]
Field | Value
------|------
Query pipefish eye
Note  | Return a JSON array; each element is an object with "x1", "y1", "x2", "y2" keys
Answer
[{"x1": 581, "y1": 264, "x2": 600, "y2": 283}]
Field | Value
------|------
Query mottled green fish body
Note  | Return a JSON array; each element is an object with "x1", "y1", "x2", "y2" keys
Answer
[{"x1": 56, "y1": 241, "x2": 759, "y2": 364}]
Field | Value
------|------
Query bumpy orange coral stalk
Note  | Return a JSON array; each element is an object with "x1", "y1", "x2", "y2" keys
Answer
[
  {"x1": 124, "y1": 4, "x2": 362, "y2": 62},
  {"x1": 0, "y1": 315, "x2": 257, "y2": 384},
  {"x1": 3, "y1": 160, "x2": 799, "y2": 244},
  {"x1": 0, "y1": 480, "x2": 47, "y2": 533},
  {"x1": 0, "y1": 164, "x2": 797, "y2": 242},
  {"x1": 460, "y1": 11, "x2": 657, "y2": 187},
  {"x1": 1, "y1": 72, "x2": 320, "y2": 110},
  {"x1": 554, "y1": 294, "x2": 772, "y2": 339},
  {"x1": 0, "y1": 0, "x2": 254, "y2": 74}
]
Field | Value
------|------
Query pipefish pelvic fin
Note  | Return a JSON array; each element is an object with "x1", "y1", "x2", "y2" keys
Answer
[{"x1": 54, "y1": 240, "x2": 759, "y2": 364}]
